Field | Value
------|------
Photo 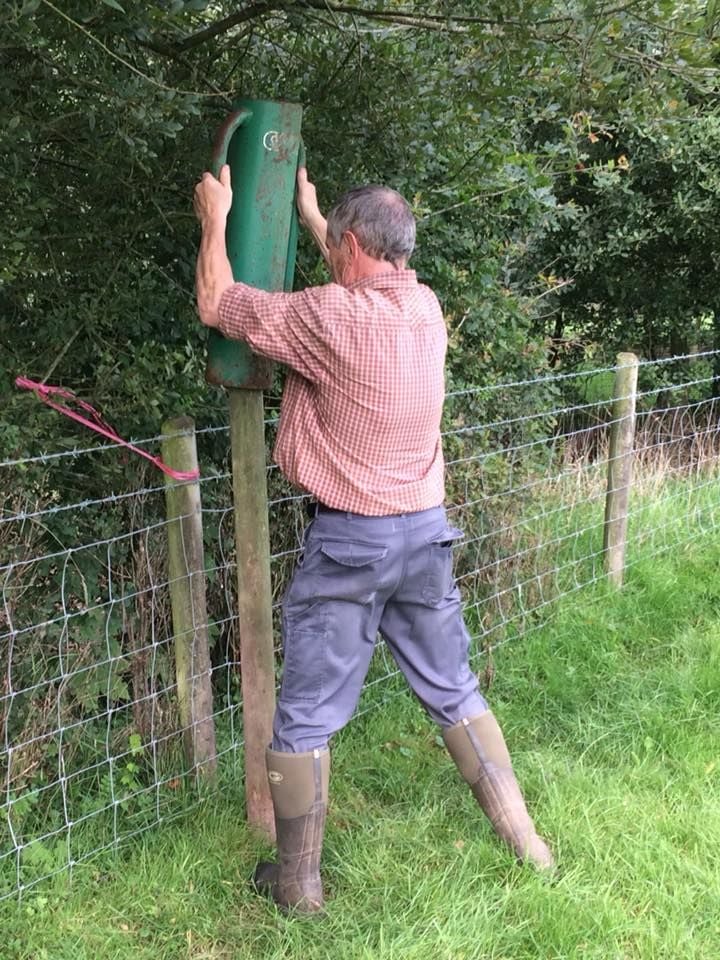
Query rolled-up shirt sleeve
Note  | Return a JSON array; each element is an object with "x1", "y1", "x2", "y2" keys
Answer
[{"x1": 217, "y1": 282, "x2": 337, "y2": 382}]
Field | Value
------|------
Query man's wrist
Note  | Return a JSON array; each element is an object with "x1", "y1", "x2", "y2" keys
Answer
[
  {"x1": 196, "y1": 216, "x2": 233, "y2": 328},
  {"x1": 201, "y1": 213, "x2": 228, "y2": 238}
]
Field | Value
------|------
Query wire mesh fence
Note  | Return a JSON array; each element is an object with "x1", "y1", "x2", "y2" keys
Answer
[{"x1": 2, "y1": 350, "x2": 719, "y2": 900}]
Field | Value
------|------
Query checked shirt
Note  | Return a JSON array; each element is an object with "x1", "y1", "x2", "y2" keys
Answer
[{"x1": 218, "y1": 270, "x2": 447, "y2": 516}]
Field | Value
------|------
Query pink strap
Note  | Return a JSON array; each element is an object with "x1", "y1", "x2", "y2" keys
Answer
[{"x1": 15, "y1": 377, "x2": 200, "y2": 481}]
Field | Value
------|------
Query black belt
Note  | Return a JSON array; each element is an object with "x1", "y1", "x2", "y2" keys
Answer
[
  {"x1": 305, "y1": 501, "x2": 436, "y2": 520},
  {"x1": 305, "y1": 501, "x2": 347, "y2": 518}
]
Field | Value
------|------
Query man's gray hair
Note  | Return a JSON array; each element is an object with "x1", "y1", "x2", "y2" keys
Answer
[{"x1": 326, "y1": 185, "x2": 416, "y2": 266}]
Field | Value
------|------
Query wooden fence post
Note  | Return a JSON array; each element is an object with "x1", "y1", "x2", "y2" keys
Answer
[
  {"x1": 161, "y1": 416, "x2": 217, "y2": 780},
  {"x1": 228, "y1": 389, "x2": 276, "y2": 840},
  {"x1": 603, "y1": 352, "x2": 639, "y2": 587}
]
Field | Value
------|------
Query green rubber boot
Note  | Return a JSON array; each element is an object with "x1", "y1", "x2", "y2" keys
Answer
[
  {"x1": 252, "y1": 746, "x2": 329, "y2": 915},
  {"x1": 443, "y1": 712, "x2": 554, "y2": 871}
]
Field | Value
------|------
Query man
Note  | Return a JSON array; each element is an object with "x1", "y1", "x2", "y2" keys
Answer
[{"x1": 194, "y1": 164, "x2": 553, "y2": 915}]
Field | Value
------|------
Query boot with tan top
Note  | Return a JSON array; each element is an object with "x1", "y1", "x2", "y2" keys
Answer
[
  {"x1": 252, "y1": 746, "x2": 330, "y2": 915},
  {"x1": 443, "y1": 711, "x2": 554, "y2": 871}
]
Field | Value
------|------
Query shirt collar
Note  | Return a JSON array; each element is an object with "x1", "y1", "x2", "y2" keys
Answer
[{"x1": 346, "y1": 269, "x2": 418, "y2": 292}]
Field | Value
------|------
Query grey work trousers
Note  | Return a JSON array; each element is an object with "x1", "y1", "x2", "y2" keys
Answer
[{"x1": 272, "y1": 504, "x2": 488, "y2": 753}]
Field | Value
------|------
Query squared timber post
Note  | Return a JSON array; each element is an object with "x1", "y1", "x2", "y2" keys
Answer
[{"x1": 228, "y1": 391, "x2": 277, "y2": 840}]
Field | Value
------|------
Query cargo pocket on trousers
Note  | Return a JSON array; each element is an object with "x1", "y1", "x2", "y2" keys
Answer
[
  {"x1": 319, "y1": 540, "x2": 389, "y2": 566},
  {"x1": 422, "y1": 526, "x2": 464, "y2": 606},
  {"x1": 316, "y1": 540, "x2": 389, "y2": 603},
  {"x1": 281, "y1": 627, "x2": 328, "y2": 703}
]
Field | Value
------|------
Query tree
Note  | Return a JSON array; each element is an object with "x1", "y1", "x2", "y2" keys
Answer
[
  {"x1": 515, "y1": 3, "x2": 720, "y2": 366},
  {"x1": 2, "y1": 0, "x2": 719, "y2": 464}
]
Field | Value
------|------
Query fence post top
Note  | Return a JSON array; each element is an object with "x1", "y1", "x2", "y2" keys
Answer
[
  {"x1": 161, "y1": 415, "x2": 196, "y2": 434},
  {"x1": 617, "y1": 351, "x2": 639, "y2": 366}
]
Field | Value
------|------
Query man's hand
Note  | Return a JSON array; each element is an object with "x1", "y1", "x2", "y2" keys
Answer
[
  {"x1": 296, "y1": 166, "x2": 329, "y2": 262},
  {"x1": 194, "y1": 164, "x2": 233, "y2": 228},
  {"x1": 195, "y1": 164, "x2": 234, "y2": 328}
]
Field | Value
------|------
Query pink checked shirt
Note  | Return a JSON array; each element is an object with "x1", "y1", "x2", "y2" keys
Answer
[{"x1": 218, "y1": 270, "x2": 446, "y2": 515}]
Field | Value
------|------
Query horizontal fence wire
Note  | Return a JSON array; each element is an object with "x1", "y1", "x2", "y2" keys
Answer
[{"x1": 1, "y1": 348, "x2": 719, "y2": 900}]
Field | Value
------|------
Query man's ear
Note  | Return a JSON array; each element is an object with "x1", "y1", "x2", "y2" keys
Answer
[{"x1": 343, "y1": 230, "x2": 361, "y2": 259}]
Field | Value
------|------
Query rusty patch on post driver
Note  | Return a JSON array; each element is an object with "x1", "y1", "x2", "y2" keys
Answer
[{"x1": 205, "y1": 354, "x2": 274, "y2": 390}]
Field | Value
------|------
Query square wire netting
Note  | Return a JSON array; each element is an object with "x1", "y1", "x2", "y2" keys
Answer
[{"x1": 2, "y1": 352, "x2": 719, "y2": 899}]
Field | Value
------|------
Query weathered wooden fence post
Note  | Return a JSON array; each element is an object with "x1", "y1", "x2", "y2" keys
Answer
[
  {"x1": 228, "y1": 390, "x2": 277, "y2": 839},
  {"x1": 603, "y1": 352, "x2": 639, "y2": 587},
  {"x1": 161, "y1": 415, "x2": 217, "y2": 780}
]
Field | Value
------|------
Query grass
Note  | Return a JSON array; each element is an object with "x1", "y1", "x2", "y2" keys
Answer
[{"x1": 3, "y1": 535, "x2": 720, "y2": 959}]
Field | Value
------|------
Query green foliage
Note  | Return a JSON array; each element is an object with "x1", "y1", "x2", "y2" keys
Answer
[
  {"x1": 4, "y1": 0, "x2": 719, "y2": 462},
  {"x1": 526, "y1": 112, "x2": 720, "y2": 362}
]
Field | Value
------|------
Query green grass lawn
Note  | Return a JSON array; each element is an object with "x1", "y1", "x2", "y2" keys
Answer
[{"x1": 3, "y1": 535, "x2": 720, "y2": 959}]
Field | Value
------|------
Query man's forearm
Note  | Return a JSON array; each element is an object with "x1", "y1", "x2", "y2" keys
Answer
[
  {"x1": 196, "y1": 218, "x2": 234, "y2": 328},
  {"x1": 306, "y1": 213, "x2": 330, "y2": 263},
  {"x1": 296, "y1": 168, "x2": 330, "y2": 264}
]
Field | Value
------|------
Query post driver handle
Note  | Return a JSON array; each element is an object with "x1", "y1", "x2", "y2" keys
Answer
[{"x1": 210, "y1": 108, "x2": 251, "y2": 178}]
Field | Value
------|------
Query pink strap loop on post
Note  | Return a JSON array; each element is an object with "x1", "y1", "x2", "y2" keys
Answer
[{"x1": 15, "y1": 377, "x2": 200, "y2": 481}]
